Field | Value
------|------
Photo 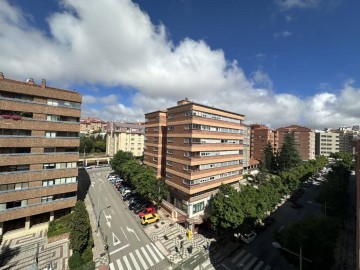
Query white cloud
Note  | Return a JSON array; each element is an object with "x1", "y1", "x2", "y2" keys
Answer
[
  {"x1": 0, "y1": 0, "x2": 359, "y2": 129},
  {"x1": 274, "y1": 31, "x2": 293, "y2": 38},
  {"x1": 275, "y1": 0, "x2": 321, "y2": 10},
  {"x1": 285, "y1": 15, "x2": 294, "y2": 22}
]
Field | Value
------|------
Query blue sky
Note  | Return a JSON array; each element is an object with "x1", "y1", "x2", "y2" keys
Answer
[{"x1": 0, "y1": 0, "x2": 360, "y2": 128}]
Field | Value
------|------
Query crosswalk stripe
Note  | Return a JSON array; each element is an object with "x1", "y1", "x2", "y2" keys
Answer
[
  {"x1": 109, "y1": 262, "x2": 115, "y2": 270},
  {"x1": 151, "y1": 242, "x2": 165, "y2": 260},
  {"x1": 116, "y1": 259, "x2": 124, "y2": 270},
  {"x1": 231, "y1": 249, "x2": 246, "y2": 263},
  {"x1": 123, "y1": 255, "x2": 132, "y2": 270},
  {"x1": 129, "y1": 252, "x2": 141, "y2": 270},
  {"x1": 236, "y1": 253, "x2": 251, "y2": 267},
  {"x1": 253, "y1": 260, "x2": 264, "y2": 270},
  {"x1": 135, "y1": 249, "x2": 148, "y2": 270},
  {"x1": 141, "y1": 246, "x2": 154, "y2": 266},
  {"x1": 263, "y1": 266, "x2": 271, "y2": 270},
  {"x1": 146, "y1": 244, "x2": 160, "y2": 263},
  {"x1": 244, "y1": 257, "x2": 258, "y2": 270}
]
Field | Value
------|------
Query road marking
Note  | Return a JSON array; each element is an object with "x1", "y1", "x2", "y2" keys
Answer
[
  {"x1": 244, "y1": 257, "x2": 258, "y2": 270},
  {"x1": 129, "y1": 252, "x2": 141, "y2": 270},
  {"x1": 201, "y1": 260, "x2": 211, "y2": 267},
  {"x1": 121, "y1": 227, "x2": 128, "y2": 240},
  {"x1": 190, "y1": 260, "x2": 196, "y2": 265},
  {"x1": 109, "y1": 262, "x2": 116, "y2": 270},
  {"x1": 141, "y1": 246, "x2": 154, "y2": 266},
  {"x1": 146, "y1": 244, "x2": 159, "y2": 263},
  {"x1": 151, "y1": 242, "x2": 165, "y2": 260},
  {"x1": 112, "y1": 232, "x2": 121, "y2": 246},
  {"x1": 236, "y1": 253, "x2": 251, "y2": 267},
  {"x1": 220, "y1": 264, "x2": 231, "y2": 270},
  {"x1": 231, "y1": 249, "x2": 245, "y2": 263},
  {"x1": 264, "y1": 266, "x2": 271, "y2": 270},
  {"x1": 111, "y1": 209, "x2": 114, "y2": 215},
  {"x1": 116, "y1": 259, "x2": 124, "y2": 270},
  {"x1": 253, "y1": 260, "x2": 264, "y2": 270},
  {"x1": 135, "y1": 249, "x2": 148, "y2": 270},
  {"x1": 127, "y1": 226, "x2": 140, "y2": 241},
  {"x1": 123, "y1": 255, "x2": 132, "y2": 270},
  {"x1": 109, "y1": 244, "x2": 130, "y2": 255}
]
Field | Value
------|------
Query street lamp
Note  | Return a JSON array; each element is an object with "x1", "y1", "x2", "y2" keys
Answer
[
  {"x1": 272, "y1": 242, "x2": 312, "y2": 270},
  {"x1": 96, "y1": 205, "x2": 111, "y2": 233}
]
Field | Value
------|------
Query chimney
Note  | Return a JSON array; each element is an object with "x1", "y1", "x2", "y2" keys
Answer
[
  {"x1": 0, "y1": 72, "x2": 3, "y2": 80},
  {"x1": 27, "y1": 78, "x2": 34, "y2": 84},
  {"x1": 41, "y1": 79, "x2": 46, "y2": 88}
]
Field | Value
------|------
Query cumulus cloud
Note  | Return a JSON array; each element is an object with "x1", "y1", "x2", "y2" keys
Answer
[
  {"x1": 274, "y1": 31, "x2": 293, "y2": 38},
  {"x1": 0, "y1": 0, "x2": 359, "y2": 129},
  {"x1": 275, "y1": 0, "x2": 321, "y2": 10}
]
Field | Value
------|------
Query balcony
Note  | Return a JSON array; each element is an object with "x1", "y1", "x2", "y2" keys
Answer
[
  {"x1": 0, "y1": 152, "x2": 79, "y2": 166},
  {"x1": 0, "y1": 137, "x2": 79, "y2": 148}
]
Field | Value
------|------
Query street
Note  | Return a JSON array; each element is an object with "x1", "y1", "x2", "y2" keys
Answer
[{"x1": 79, "y1": 168, "x2": 171, "y2": 270}]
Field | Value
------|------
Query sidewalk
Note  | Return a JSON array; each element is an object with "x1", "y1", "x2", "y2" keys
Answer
[{"x1": 84, "y1": 193, "x2": 109, "y2": 270}]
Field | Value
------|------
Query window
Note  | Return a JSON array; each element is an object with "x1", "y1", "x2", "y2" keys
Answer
[
  {"x1": 154, "y1": 147, "x2": 158, "y2": 152},
  {"x1": 0, "y1": 182, "x2": 28, "y2": 192},
  {"x1": 41, "y1": 196, "x2": 53, "y2": 203},
  {"x1": 153, "y1": 157, "x2": 158, "y2": 162},
  {"x1": 168, "y1": 113, "x2": 175, "y2": 119},
  {"x1": 167, "y1": 149, "x2": 173, "y2": 155},
  {"x1": 184, "y1": 151, "x2": 190, "y2": 157},
  {"x1": 167, "y1": 137, "x2": 174, "y2": 143},
  {"x1": 153, "y1": 127, "x2": 159, "y2": 131},
  {"x1": 45, "y1": 132, "x2": 56, "y2": 138},
  {"x1": 193, "y1": 202, "x2": 205, "y2": 213},
  {"x1": 166, "y1": 160, "x2": 172, "y2": 166},
  {"x1": 168, "y1": 126, "x2": 174, "y2": 131},
  {"x1": 166, "y1": 173, "x2": 172, "y2": 179}
]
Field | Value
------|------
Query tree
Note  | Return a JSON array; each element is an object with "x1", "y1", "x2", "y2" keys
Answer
[
  {"x1": 263, "y1": 143, "x2": 276, "y2": 172},
  {"x1": 69, "y1": 201, "x2": 91, "y2": 254},
  {"x1": 278, "y1": 133, "x2": 302, "y2": 171},
  {"x1": 110, "y1": 150, "x2": 134, "y2": 175}
]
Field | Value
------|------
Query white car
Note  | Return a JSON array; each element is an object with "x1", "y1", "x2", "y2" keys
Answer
[{"x1": 240, "y1": 231, "x2": 257, "y2": 244}]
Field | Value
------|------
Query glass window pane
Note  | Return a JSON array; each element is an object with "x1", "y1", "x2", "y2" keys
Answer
[
  {"x1": 22, "y1": 183, "x2": 29, "y2": 189},
  {"x1": 15, "y1": 183, "x2": 22, "y2": 190}
]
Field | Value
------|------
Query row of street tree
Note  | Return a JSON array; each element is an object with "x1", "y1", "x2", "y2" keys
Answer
[{"x1": 110, "y1": 150, "x2": 167, "y2": 207}]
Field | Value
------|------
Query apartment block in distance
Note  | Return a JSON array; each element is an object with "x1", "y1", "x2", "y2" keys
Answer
[
  {"x1": 355, "y1": 140, "x2": 360, "y2": 270},
  {"x1": 144, "y1": 99, "x2": 245, "y2": 230},
  {"x1": 250, "y1": 124, "x2": 278, "y2": 161},
  {"x1": 0, "y1": 73, "x2": 81, "y2": 234},
  {"x1": 315, "y1": 130, "x2": 340, "y2": 157},
  {"x1": 276, "y1": 125, "x2": 315, "y2": 161},
  {"x1": 80, "y1": 116, "x2": 106, "y2": 135},
  {"x1": 105, "y1": 122, "x2": 145, "y2": 158}
]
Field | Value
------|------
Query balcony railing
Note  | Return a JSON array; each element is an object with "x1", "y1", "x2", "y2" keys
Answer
[{"x1": 0, "y1": 151, "x2": 78, "y2": 157}]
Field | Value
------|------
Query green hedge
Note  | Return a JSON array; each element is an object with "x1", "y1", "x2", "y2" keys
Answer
[{"x1": 47, "y1": 213, "x2": 72, "y2": 238}]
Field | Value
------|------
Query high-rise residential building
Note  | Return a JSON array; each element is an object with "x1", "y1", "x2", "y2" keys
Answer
[
  {"x1": 0, "y1": 73, "x2": 81, "y2": 235},
  {"x1": 250, "y1": 124, "x2": 278, "y2": 161},
  {"x1": 276, "y1": 125, "x2": 315, "y2": 161},
  {"x1": 315, "y1": 130, "x2": 340, "y2": 157},
  {"x1": 144, "y1": 99, "x2": 245, "y2": 230},
  {"x1": 105, "y1": 122, "x2": 145, "y2": 158},
  {"x1": 80, "y1": 117, "x2": 106, "y2": 135},
  {"x1": 355, "y1": 140, "x2": 360, "y2": 270}
]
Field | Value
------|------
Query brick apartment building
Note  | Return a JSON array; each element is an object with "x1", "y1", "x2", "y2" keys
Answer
[
  {"x1": 105, "y1": 122, "x2": 145, "y2": 157},
  {"x1": 250, "y1": 124, "x2": 278, "y2": 161},
  {"x1": 356, "y1": 140, "x2": 360, "y2": 270},
  {"x1": 144, "y1": 99, "x2": 245, "y2": 229},
  {"x1": 0, "y1": 73, "x2": 81, "y2": 234},
  {"x1": 276, "y1": 125, "x2": 315, "y2": 161},
  {"x1": 80, "y1": 116, "x2": 106, "y2": 135}
]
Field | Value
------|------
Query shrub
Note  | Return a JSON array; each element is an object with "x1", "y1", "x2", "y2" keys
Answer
[
  {"x1": 47, "y1": 213, "x2": 72, "y2": 238},
  {"x1": 68, "y1": 251, "x2": 84, "y2": 269},
  {"x1": 0, "y1": 234, "x2": 3, "y2": 245},
  {"x1": 81, "y1": 246, "x2": 93, "y2": 263}
]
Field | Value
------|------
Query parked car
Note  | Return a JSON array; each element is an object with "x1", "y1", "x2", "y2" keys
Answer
[
  {"x1": 240, "y1": 232, "x2": 257, "y2": 244},
  {"x1": 123, "y1": 193, "x2": 136, "y2": 201},
  {"x1": 263, "y1": 216, "x2": 275, "y2": 227},
  {"x1": 141, "y1": 213, "x2": 160, "y2": 225},
  {"x1": 291, "y1": 203, "x2": 303, "y2": 209},
  {"x1": 301, "y1": 182, "x2": 311, "y2": 188},
  {"x1": 139, "y1": 207, "x2": 156, "y2": 218},
  {"x1": 129, "y1": 201, "x2": 144, "y2": 211},
  {"x1": 121, "y1": 189, "x2": 131, "y2": 196},
  {"x1": 134, "y1": 203, "x2": 149, "y2": 214},
  {"x1": 288, "y1": 195, "x2": 298, "y2": 203}
]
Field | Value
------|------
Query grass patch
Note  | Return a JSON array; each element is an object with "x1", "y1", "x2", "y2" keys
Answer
[{"x1": 47, "y1": 213, "x2": 72, "y2": 238}]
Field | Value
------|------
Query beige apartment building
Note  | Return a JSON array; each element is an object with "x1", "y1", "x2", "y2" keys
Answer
[
  {"x1": 250, "y1": 124, "x2": 278, "y2": 161},
  {"x1": 105, "y1": 122, "x2": 145, "y2": 158},
  {"x1": 144, "y1": 99, "x2": 245, "y2": 229},
  {"x1": 276, "y1": 125, "x2": 315, "y2": 161},
  {"x1": 0, "y1": 73, "x2": 81, "y2": 234},
  {"x1": 80, "y1": 116, "x2": 106, "y2": 135},
  {"x1": 315, "y1": 130, "x2": 340, "y2": 157}
]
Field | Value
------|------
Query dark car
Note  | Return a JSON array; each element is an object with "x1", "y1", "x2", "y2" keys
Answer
[
  {"x1": 123, "y1": 193, "x2": 136, "y2": 201},
  {"x1": 129, "y1": 201, "x2": 145, "y2": 210},
  {"x1": 133, "y1": 204, "x2": 148, "y2": 214},
  {"x1": 288, "y1": 195, "x2": 298, "y2": 203},
  {"x1": 291, "y1": 203, "x2": 303, "y2": 209},
  {"x1": 263, "y1": 216, "x2": 275, "y2": 226},
  {"x1": 254, "y1": 223, "x2": 266, "y2": 234}
]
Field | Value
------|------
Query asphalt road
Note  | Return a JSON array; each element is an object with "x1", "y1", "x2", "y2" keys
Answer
[{"x1": 81, "y1": 168, "x2": 171, "y2": 270}]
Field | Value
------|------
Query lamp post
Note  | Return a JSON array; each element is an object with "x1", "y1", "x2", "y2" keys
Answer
[
  {"x1": 272, "y1": 242, "x2": 312, "y2": 270},
  {"x1": 96, "y1": 205, "x2": 111, "y2": 233},
  {"x1": 96, "y1": 181, "x2": 109, "y2": 232}
]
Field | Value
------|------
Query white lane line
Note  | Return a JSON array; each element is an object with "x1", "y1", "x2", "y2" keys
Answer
[
  {"x1": 253, "y1": 260, "x2": 264, "y2": 270},
  {"x1": 231, "y1": 249, "x2": 245, "y2": 263},
  {"x1": 146, "y1": 244, "x2": 159, "y2": 263},
  {"x1": 129, "y1": 252, "x2": 141, "y2": 270},
  {"x1": 116, "y1": 259, "x2": 124, "y2": 270},
  {"x1": 109, "y1": 262, "x2": 115, "y2": 270},
  {"x1": 141, "y1": 246, "x2": 154, "y2": 266},
  {"x1": 135, "y1": 249, "x2": 148, "y2": 270},
  {"x1": 151, "y1": 242, "x2": 165, "y2": 260},
  {"x1": 123, "y1": 255, "x2": 132, "y2": 270},
  {"x1": 220, "y1": 264, "x2": 231, "y2": 270},
  {"x1": 109, "y1": 244, "x2": 130, "y2": 256},
  {"x1": 121, "y1": 227, "x2": 128, "y2": 240},
  {"x1": 236, "y1": 253, "x2": 251, "y2": 267},
  {"x1": 244, "y1": 257, "x2": 258, "y2": 270}
]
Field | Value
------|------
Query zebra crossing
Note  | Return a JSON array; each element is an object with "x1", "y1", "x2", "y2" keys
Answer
[
  {"x1": 109, "y1": 243, "x2": 165, "y2": 270},
  {"x1": 218, "y1": 248, "x2": 271, "y2": 270}
]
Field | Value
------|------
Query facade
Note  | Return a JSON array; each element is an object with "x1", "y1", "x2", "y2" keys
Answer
[
  {"x1": 356, "y1": 140, "x2": 360, "y2": 270},
  {"x1": 315, "y1": 130, "x2": 340, "y2": 157},
  {"x1": 105, "y1": 122, "x2": 145, "y2": 158},
  {"x1": 80, "y1": 117, "x2": 106, "y2": 135},
  {"x1": 144, "y1": 99, "x2": 245, "y2": 228},
  {"x1": 250, "y1": 124, "x2": 278, "y2": 161},
  {"x1": 0, "y1": 73, "x2": 81, "y2": 234},
  {"x1": 276, "y1": 125, "x2": 315, "y2": 161}
]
